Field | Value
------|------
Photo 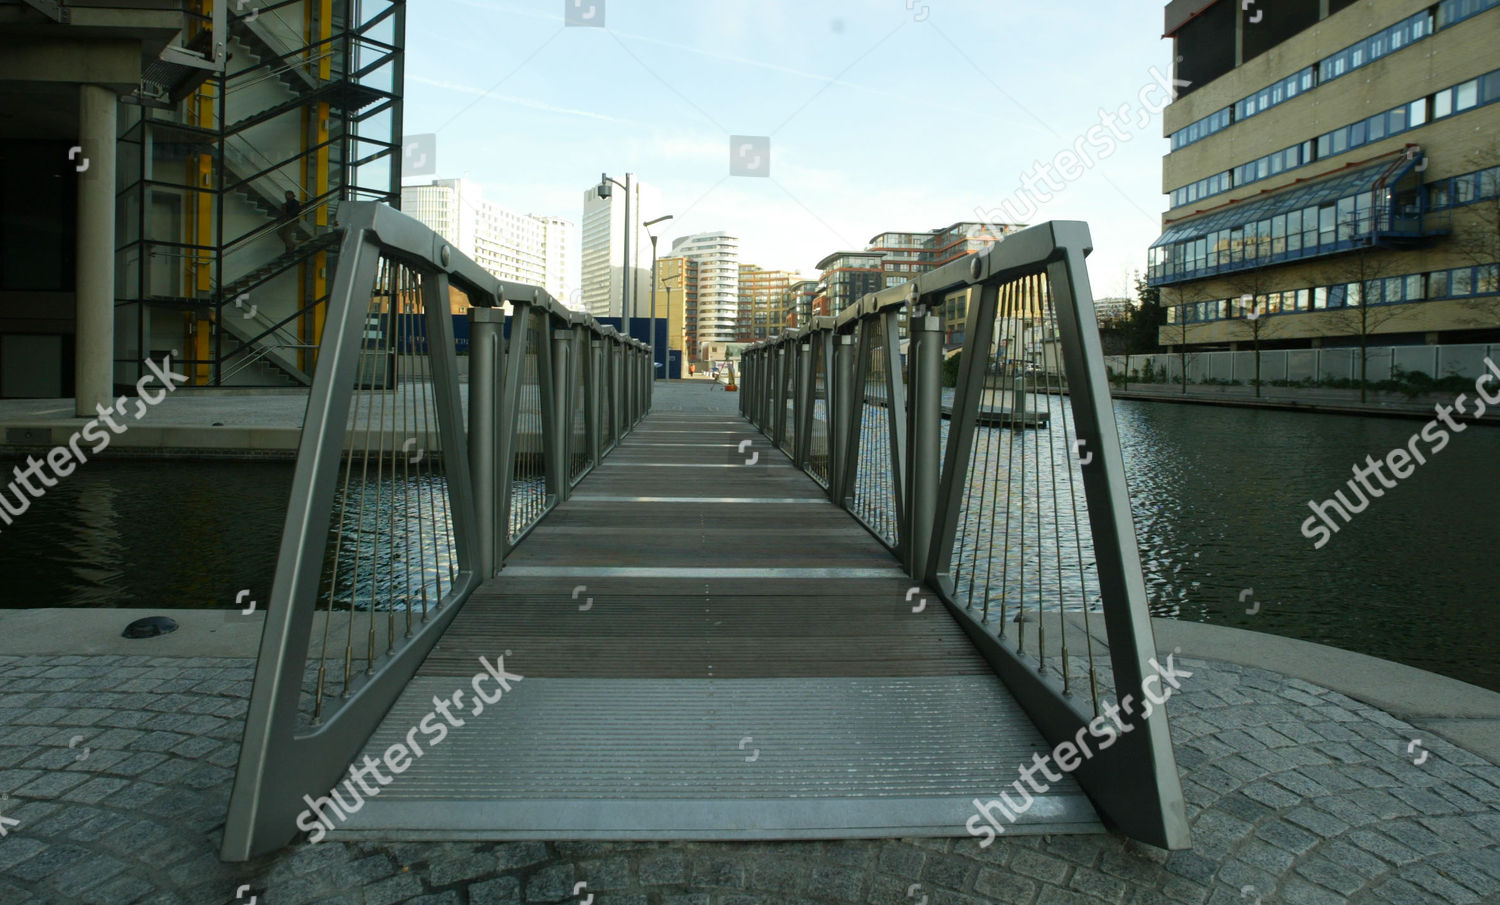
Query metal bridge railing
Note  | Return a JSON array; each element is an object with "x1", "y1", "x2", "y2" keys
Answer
[
  {"x1": 222, "y1": 202, "x2": 650, "y2": 860},
  {"x1": 739, "y1": 221, "x2": 1190, "y2": 850}
]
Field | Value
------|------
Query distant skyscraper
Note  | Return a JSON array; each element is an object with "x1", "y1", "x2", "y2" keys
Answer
[
  {"x1": 581, "y1": 177, "x2": 660, "y2": 320},
  {"x1": 400, "y1": 179, "x2": 578, "y2": 304},
  {"x1": 672, "y1": 231, "x2": 739, "y2": 349}
]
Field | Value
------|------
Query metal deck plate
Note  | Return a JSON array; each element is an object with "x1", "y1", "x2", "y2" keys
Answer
[
  {"x1": 333, "y1": 676, "x2": 1100, "y2": 839},
  {"x1": 327, "y1": 410, "x2": 1103, "y2": 842}
]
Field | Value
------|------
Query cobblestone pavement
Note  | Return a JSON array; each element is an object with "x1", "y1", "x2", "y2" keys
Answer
[{"x1": 1, "y1": 653, "x2": 1497, "y2": 905}]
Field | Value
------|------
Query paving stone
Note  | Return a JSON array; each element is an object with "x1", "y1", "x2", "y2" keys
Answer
[
  {"x1": 1010, "y1": 848, "x2": 1072, "y2": 884},
  {"x1": 637, "y1": 851, "x2": 687, "y2": 886},
  {"x1": 1252, "y1": 819, "x2": 1319, "y2": 857},
  {"x1": 919, "y1": 852, "x2": 974, "y2": 890},
  {"x1": 494, "y1": 841, "x2": 551, "y2": 872},
  {"x1": 745, "y1": 855, "x2": 802, "y2": 893},
  {"x1": 807, "y1": 864, "x2": 866, "y2": 901},
  {"x1": 524, "y1": 862, "x2": 574, "y2": 903},
  {"x1": 365, "y1": 871, "x2": 425, "y2": 905},
  {"x1": 973, "y1": 867, "x2": 1037, "y2": 904},
  {"x1": 468, "y1": 875, "x2": 521, "y2": 905},
  {"x1": 1398, "y1": 862, "x2": 1485, "y2": 903},
  {"x1": 4, "y1": 652, "x2": 1500, "y2": 905},
  {"x1": 1293, "y1": 855, "x2": 1367, "y2": 897},
  {"x1": 1067, "y1": 865, "x2": 1127, "y2": 903}
]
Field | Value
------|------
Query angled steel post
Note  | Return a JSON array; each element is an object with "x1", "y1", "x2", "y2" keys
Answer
[
  {"x1": 495, "y1": 304, "x2": 533, "y2": 561},
  {"x1": 928, "y1": 284, "x2": 999, "y2": 588},
  {"x1": 838, "y1": 322, "x2": 874, "y2": 510},
  {"x1": 421, "y1": 273, "x2": 478, "y2": 569},
  {"x1": 907, "y1": 309, "x2": 942, "y2": 583},
  {"x1": 1046, "y1": 229, "x2": 1190, "y2": 849}
]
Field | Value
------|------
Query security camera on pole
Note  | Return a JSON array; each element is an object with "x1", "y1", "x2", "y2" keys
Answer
[{"x1": 596, "y1": 172, "x2": 634, "y2": 336}]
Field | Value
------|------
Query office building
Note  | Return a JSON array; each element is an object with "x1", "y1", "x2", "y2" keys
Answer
[
  {"x1": 1149, "y1": 0, "x2": 1500, "y2": 351},
  {"x1": 0, "y1": 1, "x2": 402, "y2": 401},
  {"x1": 581, "y1": 177, "x2": 660, "y2": 321},
  {"x1": 401, "y1": 179, "x2": 577, "y2": 305},
  {"x1": 671, "y1": 231, "x2": 739, "y2": 350},
  {"x1": 651, "y1": 255, "x2": 694, "y2": 363}
]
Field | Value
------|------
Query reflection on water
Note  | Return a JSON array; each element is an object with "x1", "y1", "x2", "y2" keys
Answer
[
  {"x1": 1114, "y1": 400, "x2": 1500, "y2": 692},
  {"x1": 1, "y1": 401, "x2": 1496, "y2": 691},
  {"x1": 0, "y1": 459, "x2": 292, "y2": 608}
]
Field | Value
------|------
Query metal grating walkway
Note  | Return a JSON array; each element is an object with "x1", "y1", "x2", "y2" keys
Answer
[{"x1": 332, "y1": 399, "x2": 1101, "y2": 841}]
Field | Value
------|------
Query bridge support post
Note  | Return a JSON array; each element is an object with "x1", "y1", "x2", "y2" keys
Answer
[
  {"x1": 794, "y1": 341, "x2": 811, "y2": 467},
  {"x1": 907, "y1": 310, "x2": 942, "y2": 584},
  {"x1": 589, "y1": 338, "x2": 604, "y2": 463},
  {"x1": 612, "y1": 342, "x2": 623, "y2": 442},
  {"x1": 468, "y1": 307, "x2": 505, "y2": 579},
  {"x1": 552, "y1": 328, "x2": 571, "y2": 503},
  {"x1": 831, "y1": 334, "x2": 855, "y2": 504}
]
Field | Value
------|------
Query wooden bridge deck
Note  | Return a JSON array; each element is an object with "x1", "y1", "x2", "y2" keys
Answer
[{"x1": 334, "y1": 392, "x2": 1101, "y2": 840}]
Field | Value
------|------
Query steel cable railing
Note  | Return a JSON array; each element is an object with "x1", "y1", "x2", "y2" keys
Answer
[
  {"x1": 948, "y1": 273, "x2": 1102, "y2": 708},
  {"x1": 509, "y1": 310, "x2": 548, "y2": 542},
  {"x1": 736, "y1": 221, "x2": 1189, "y2": 851},
  {"x1": 223, "y1": 202, "x2": 649, "y2": 860},
  {"x1": 848, "y1": 315, "x2": 901, "y2": 548}
]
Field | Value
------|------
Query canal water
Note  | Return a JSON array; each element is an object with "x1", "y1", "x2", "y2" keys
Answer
[{"x1": 0, "y1": 400, "x2": 1495, "y2": 692}]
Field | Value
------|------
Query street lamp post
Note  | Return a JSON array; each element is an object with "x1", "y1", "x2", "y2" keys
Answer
[
  {"x1": 663, "y1": 276, "x2": 677, "y2": 380},
  {"x1": 644, "y1": 214, "x2": 673, "y2": 380},
  {"x1": 596, "y1": 172, "x2": 634, "y2": 335}
]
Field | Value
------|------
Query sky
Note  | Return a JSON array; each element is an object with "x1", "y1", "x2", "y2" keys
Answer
[{"x1": 402, "y1": 0, "x2": 1176, "y2": 299}]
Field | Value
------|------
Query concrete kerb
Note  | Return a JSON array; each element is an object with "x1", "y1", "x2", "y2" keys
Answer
[{"x1": 1023, "y1": 611, "x2": 1500, "y2": 764}]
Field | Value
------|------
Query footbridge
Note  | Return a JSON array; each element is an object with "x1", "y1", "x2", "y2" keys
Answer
[{"x1": 220, "y1": 202, "x2": 1189, "y2": 860}]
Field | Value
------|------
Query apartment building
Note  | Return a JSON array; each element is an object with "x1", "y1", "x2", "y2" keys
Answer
[
  {"x1": 737, "y1": 265, "x2": 798, "y2": 341},
  {"x1": 671, "y1": 231, "x2": 739, "y2": 351}
]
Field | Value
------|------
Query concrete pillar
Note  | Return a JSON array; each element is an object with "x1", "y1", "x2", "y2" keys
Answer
[{"x1": 75, "y1": 84, "x2": 118, "y2": 417}]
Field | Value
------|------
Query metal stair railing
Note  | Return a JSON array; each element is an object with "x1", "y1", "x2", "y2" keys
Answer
[
  {"x1": 221, "y1": 202, "x2": 650, "y2": 860},
  {"x1": 739, "y1": 221, "x2": 1191, "y2": 851}
]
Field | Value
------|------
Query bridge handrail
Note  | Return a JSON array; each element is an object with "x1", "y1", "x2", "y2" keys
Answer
[
  {"x1": 221, "y1": 201, "x2": 651, "y2": 860},
  {"x1": 738, "y1": 220, "x2": 1190, "y2": 850}
]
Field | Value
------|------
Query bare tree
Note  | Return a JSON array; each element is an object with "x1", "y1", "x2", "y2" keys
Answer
[
  {"x1": 1224, "y1": 267, "x2": 1286, "y2": 398},
  {"x1": 1318, "y1": 215, "x2": 1409, "y2": 403},
  {"x1": 1162, "y1": 285, "x2": 1207, "y2": 392}
]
